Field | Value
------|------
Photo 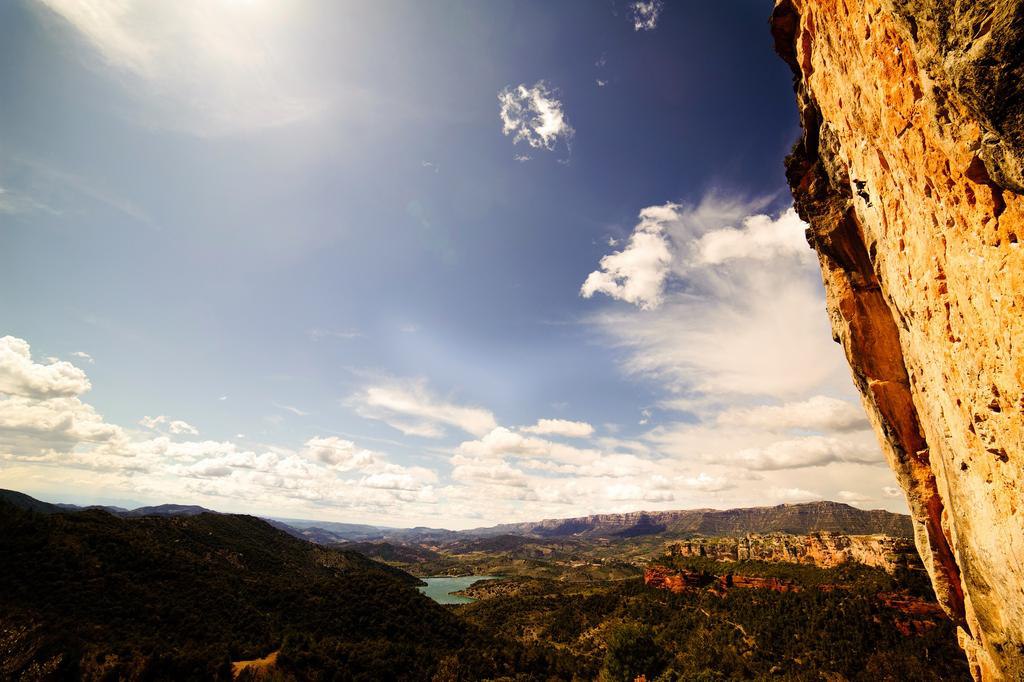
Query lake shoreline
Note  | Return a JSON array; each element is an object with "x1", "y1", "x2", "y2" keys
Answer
[{"x1": 417, "y1": 575, "x2": 500, "y2": 605}]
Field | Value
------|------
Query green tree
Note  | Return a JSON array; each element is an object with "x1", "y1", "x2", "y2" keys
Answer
[{"x1": 599, "y1": 624, "x2": 667, "y2": 682}]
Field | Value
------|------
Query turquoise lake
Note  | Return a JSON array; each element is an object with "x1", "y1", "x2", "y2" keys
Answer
[{"x1": 417, "y1": 576, "x2": 498, "y2": 604}]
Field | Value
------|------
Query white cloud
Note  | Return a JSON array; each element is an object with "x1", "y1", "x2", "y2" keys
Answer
[
  {"x1": 168, "y1": 420, "x2": 199, "y2": 435},
  {"x1": 0, "y1": 394, "x2": 126, "y2": 457},
  {"x1": 303, "y1": 436, "x2": 377, "y2": 471},
  {"x1": 450, "y1": 454, "x2": 530, "y2": 488},
  {"x1": 274, "y1": 402, "x2": 309, "y2": 416},
  {"x1": 694, "y1": 209, "x2": 811, "y2": 265},
  {"x1": 606, "y1": 483, "x2": 673, "y2": 502},
  {"x1": 838, "y1": 490, "x2": 872, "y2": 504},
  {"x1": 629, "y1": 1, "x2": 663, "y2": 31},
  {"x1": 139, "y1": 411, "x2": 164, "y2": 428},
  {"x1": 361, "y1": 471, "x2": 433, "y2": 491},
  {"x1": 716, "y1": 396, "x2": 869, "y2": 433},
  {"x1": 883, "y1": 486, "x2": 903, "y2": 498},
  {"x1": 350, "y1": 377, "x2": 497, "y2": 438},
  {"x1": 70, "y1": 351, "x2": 94, "y2": 363},
  {"x1": 0, "y1": 336, "x2": 91, "y2": 399},
  {"x1": 498, "y1": 81, "x2": 574, "y2": 152},
  {"x1": 0, "y1": 336, "x2": 443, "y2": 516},
  {"x1": 682, "y1": 473, "x2": 734, "y2": 493},
  {"x1": 521, "y1": 418, "x2": 594, "y2": 438},
  {"x1": 730, "y1": 434, "x2": 882, "y2": 471},
  {"x1": 583, "y1": 197, "x2": 849, "y2": 398},
  {"x1": 139, "y1": 415, "x2": 199, "y2": 436},
  {"x1": 770, "y1": 486, "x2": 822, "y2": 502},
  {"x1": 34, "y1": 0, "x2": 323, "y2": 135},
  {"x1": 580, "y1": 203, "x2": 677, "y2": 310},
  {"x1": 456, "y1": 427, "x2": 600, "y2": 466}
]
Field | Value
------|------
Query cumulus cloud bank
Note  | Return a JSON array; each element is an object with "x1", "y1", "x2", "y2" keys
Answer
[
  {"x1": 0, "y1": 336, "x2": 439, "y2": 523},
  {"x1": 0, "y1": 330, "x2": 903, "y2": 526},
  {"x1": 0, "y1": 336, "x2": 91, "y2": 399},
  {"x1": 582, "y1": 198, "x2": 847, "y2": 398},
  {"x1": 576, "y1": 195, "x2": 893, "y2": 512}
]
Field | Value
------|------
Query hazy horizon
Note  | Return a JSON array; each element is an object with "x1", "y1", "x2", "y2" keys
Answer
[
  {"x1": 4, "y1": 485, "x2": 906, "y2": 533},
  {"x1": 0, "y1": 0, "x2": 909, "y2": 528}
]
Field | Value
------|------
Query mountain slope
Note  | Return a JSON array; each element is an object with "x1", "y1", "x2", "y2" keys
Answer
[
  {"x1": 0, "y1": 488, "x2": 65, "y2": 514},
  {"x1": 0, "y1": 500, "x2": 496, "y2": 680}
]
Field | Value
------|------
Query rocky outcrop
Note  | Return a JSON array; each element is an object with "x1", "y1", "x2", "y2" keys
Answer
[
  {"x1": 644, "y1": 565, "x2": 801, "y2": 594},
  {"x1": 669, "y1": 532, "x2": 916, "y2": 573},
  {"x1": 645, "y1": 567, "x2": 948, "y2": 634},
  {"x1": 644, "y1": 565, "x2": 714, "y2": 593},
  {"x1": 771, "y1": 1, "x2": 1024, "y2": 678}
]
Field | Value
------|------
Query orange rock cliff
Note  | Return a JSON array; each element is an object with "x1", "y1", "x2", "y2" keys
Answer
[
  {"x1": 669, "y1": 532, "x2": 916, "y2": 573},
  {"x1": 770, "y1": 0, "x2": 1024, "y2": 679}
]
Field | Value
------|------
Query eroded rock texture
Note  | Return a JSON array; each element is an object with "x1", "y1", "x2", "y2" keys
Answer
[
  {"x1": 669, "y1": 532, "x2": 916, "y2": 573},
  {"x1": 771, "y1": 1, "x2": 1024, "y2": 678}
]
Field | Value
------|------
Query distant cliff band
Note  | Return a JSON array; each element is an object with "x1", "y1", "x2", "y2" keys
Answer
[{"x1": 666, "y1": 532, "x2": 917, "y2": 574}]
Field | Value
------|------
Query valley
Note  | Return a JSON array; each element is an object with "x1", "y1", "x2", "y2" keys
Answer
[{"x1": 0, "y1": 489, "x2": 971, "y2": 680}]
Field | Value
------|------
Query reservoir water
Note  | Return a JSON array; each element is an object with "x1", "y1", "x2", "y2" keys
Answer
[{"x1": 418, "y1": 576, "x2": 498, "y2": 604}]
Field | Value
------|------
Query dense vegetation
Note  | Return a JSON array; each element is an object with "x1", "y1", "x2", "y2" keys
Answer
[
  {"x1": 0, "y1": 501, "x2": 515, "y2": 680},
  {"x1": 348, "y1": 534, "x2": 645, "y2": 581},
  {"x1": 458, "y1": 561, "x2": 971, "y2": 681},
  {"x1": 661, "y1": 554, "x2": 937, "y2": 596},
  {"x1": 0, "y1": 492, "x2": 969, "y2": 681}
]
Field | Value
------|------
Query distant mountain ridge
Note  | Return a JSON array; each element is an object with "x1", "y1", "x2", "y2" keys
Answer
[
  {"x1": 0, "y1": 490, "x2": 913, "y2": 542},
  {"x1": 472, "y1": 501, "x2": 913, "y2": 540},
  {"x1": 0, "y1": 490, "x2": 217, "y2": 518}
]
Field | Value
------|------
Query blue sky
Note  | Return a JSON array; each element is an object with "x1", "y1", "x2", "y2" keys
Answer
[{"x1": 0, "y1": 0, "x2": 907, "y2": 527}]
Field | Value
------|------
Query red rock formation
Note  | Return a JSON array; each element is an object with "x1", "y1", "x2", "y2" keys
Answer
[{"x1": 643, "y1": 565, "x2": 710, "y2": 593}]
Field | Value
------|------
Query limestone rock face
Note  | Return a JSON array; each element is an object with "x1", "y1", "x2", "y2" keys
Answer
[
  {"x1": 669, "y1": 532, "x2": 915, "y2": 573},
  {"x1": 771, "y1": 1, "x2": 1024, "y2": 678}
]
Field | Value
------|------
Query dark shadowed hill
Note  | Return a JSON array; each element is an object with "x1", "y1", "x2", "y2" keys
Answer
[
  {"x1": 122, "y1": 503, "x2": 214, "y2": 517},
  {"x1": 0, "y1": 489, "x2": 66, "y2": 514},
  {"x1": 0, "y1": 489, "x2": 216, "y2": 518},
  {"x1": 0, "y1": 498, "x2": 511, "y2": 681}
]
